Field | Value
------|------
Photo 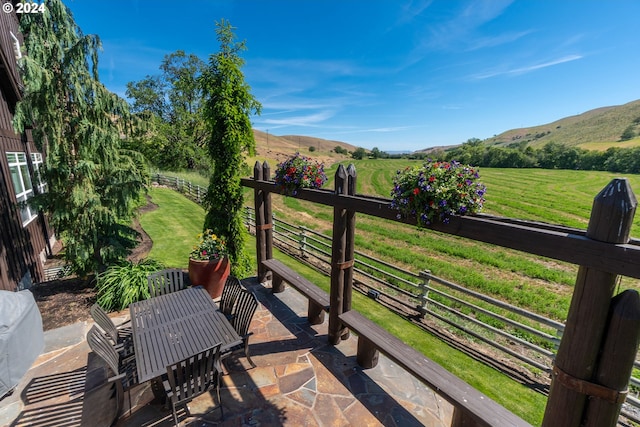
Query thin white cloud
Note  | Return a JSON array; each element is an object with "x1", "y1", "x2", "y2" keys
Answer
[
  {"x1": 365, "y1": 126, "x2": 415, "y2": 133},
  {"x1": 472, "y1": 54, "x2": 583, "y2": 79},
  {"x1": 256, "y1": 110, "x2": 336, "y2": 128},
  {"x1": 466, "y1": 30, "x2": 535, "y2": 51},
  {"x1": 402, "y1": 0, "x2": 515, "y2": 68},
  {"x1": 397, "y1": 0, "x2": 434, "y2": 25},
  {"x1": 423, "y1": 0, "x2": 515, "y2": 50}
]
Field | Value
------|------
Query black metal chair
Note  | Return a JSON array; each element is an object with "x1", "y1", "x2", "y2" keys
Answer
[
  {"x1": 90, "y1": 303, "x2": 134, "y2": 356},
  {"x1": 219, "y1": 276, "x2": 243, "y2": 318},
  {"x1": 222, "y1": 290, "x2": 258, "y2": 368},
  {"x1": 147, "y1": 268, "x2": 185, "y2": 298},
  {"x1": 86, "y1": 325, "x2": 139, "y2": 416},
  {"x1": 163, "y1": 343, "x2": 223, "y2": 426}
]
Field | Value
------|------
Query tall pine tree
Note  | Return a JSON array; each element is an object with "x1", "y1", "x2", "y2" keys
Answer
[
  {"x1": 200, "y1": 20, "x2": 261, "y2": 277},
  {"x1": 13, "y1": 0, "x2": 148, "y2": 274}
]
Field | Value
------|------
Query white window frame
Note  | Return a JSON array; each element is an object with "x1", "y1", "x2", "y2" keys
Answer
[
  {"x1": 6, "y1": 152, "x2": 37, "y2": 226},
  {"x1": 30, "y1": 152, "x2": 46, "y2": 194}
]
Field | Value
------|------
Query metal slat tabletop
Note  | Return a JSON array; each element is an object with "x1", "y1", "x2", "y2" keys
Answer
[{"x1": 130, "y1": 287, "x2": 242, "y2": 383}]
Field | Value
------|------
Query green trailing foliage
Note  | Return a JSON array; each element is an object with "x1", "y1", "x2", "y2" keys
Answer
[
  {"x1": 200, "y1": 20, "x2": 261, "y2": 278},
  {"x1": 95, "y1": 258, "x2": 164, "y2": 311},
  {"x1": 13, "y1": 0, "x2": 148, "y2": 275}
]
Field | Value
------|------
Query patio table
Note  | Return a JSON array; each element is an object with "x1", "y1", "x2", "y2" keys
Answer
[{"x1": 130, "y1": 287, "x2": 242, "y2": 383}]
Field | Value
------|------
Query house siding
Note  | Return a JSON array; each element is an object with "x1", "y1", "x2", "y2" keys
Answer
[{"x1": 0, "y1": 7, "x2": 54, "y2": 291}]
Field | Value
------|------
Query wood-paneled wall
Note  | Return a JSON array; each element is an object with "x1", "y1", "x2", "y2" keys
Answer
[{"x1": 0, "y1": 8, "x2": 53, "y2": 291}]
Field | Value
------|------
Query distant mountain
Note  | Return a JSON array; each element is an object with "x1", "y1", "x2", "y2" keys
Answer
[{"x1": 484, "y1": 99, "x2": 640, "y2": 149}]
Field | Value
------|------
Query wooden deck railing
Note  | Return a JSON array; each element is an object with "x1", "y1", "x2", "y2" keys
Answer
[{"x1": 242, "y1": 161, "x2": 640, "y2": 427}]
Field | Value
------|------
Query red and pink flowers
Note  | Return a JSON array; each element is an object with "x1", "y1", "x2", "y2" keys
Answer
[{"x1": 274, "y1": 153, "x2": 327, "y2": 195}]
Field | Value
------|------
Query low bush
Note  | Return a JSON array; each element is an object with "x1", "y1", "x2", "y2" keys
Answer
[{"x1": 95, "y1": 258, "x2": 164, "y2": 311}]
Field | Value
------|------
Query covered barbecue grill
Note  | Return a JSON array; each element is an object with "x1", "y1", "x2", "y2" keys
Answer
[{"x1": 0, "y1": 290, "x2": 44, "y2": 399}]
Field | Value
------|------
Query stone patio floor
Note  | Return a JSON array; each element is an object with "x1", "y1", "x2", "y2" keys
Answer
[{"x1": 0, "y1": 277, "x2": 454, "y2": 426}]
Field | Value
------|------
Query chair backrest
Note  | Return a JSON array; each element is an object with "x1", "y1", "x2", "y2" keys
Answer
[
  {"x1": 165, "y1": 343, "x2": 222, "y2": 406},
  {"x1": 87, "y1": 325, "x2": 120, "y2": 375},
  {"x1": 90, "y1": 303, "x2": 118, "y2": 343},
  {"x1": 219, "y1": 276, "x2": 243, "y2": 316},
  {"x1": 230, "y1": 290, "x2": 258, "y2": 337},
  {"x1": 147, "y1": 268, "x2": 185, "y2": 298}
]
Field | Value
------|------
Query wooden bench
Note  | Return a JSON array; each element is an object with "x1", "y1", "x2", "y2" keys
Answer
[
  {"x1": 339, "y1": 310, "x2": 533, "y2": 427},
  {"x1": 262, "y1": 258, "x2": 330, "y2": 325}
]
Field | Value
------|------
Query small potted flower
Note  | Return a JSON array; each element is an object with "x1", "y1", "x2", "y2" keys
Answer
[
  {"x1": 188, "y1": 230, "x2": 230, "y2": 299},
  {"x1": 390, "y1": 160, "x2": 486, "y2": 226},
  {"x1": 274, "y1": 152, "x2": 328, "y2": 195}
]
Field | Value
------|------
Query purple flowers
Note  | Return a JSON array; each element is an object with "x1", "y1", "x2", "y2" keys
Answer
[{"x1": 390, "y1": 160, "x2": 486, "y2": 227}]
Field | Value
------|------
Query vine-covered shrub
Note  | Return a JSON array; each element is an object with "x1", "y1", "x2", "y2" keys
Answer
[
  {"x1": 274, "y1": 152, "x2": 327, "y2": 195},
  {"x1": 391, "y1": 160, "x2": 486, "y2": 226}
]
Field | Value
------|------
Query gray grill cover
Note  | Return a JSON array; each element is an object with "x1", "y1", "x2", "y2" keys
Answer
[{"x1": 0, "y1": 290, "x2": 44, "y2": 398}]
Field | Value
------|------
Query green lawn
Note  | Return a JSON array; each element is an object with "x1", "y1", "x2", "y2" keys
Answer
[{"x1": 138, "y1": 187, "x2": 205, "y2": 267}]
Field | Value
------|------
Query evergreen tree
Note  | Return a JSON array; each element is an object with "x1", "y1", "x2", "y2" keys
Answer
[
  {"x1": 200, "y1": 20, "x2": 261, "y2": 277},
  {"x1": 13, "y1": 0, "x2": 148, "y2": 274}
]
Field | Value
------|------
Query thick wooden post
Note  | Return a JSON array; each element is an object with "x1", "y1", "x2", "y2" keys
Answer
[
  {"x1": 254, "y1": 161, "x2": 266, "y2": 280},
  {"x1": 329, "y1": 165, "x2": 348, "y2": 345},
  {"x1": 543, "y1": 178, "x2": 637, "y2": 427},
  {"x1": 582, "y1": 290, "x2": 640, "y2": 426},
  {"x1": 254, "y1": 161, "x2": 274, "y2": 283},
  {"x1": 263, "y1": 162, "x2": 273, "y2": 263},
  {"x1": 341, "y1": 164, "x2": 357, "y2": 340}
]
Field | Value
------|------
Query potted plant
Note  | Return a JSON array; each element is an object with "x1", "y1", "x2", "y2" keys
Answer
[
  {"x1": 390, "y1": 160, "x2": 486, "y2": 226},
  {"x1": 274, "y1": 152, "x2": 328, "y2": 195},
  {"x1": 188, "y1": 229, "x2": 230, "y2": 299}
]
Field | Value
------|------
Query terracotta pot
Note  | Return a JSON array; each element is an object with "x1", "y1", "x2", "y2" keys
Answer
[{"x1": 188, "y1": 257, "x2": 230, "y2": 299}]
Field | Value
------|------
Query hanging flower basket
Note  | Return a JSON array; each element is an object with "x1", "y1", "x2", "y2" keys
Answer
[
  {"x1": 274, "y1": 152, "x2": 327, "y2": 195},
  {"x1": 390, "y1": 160, "x2": 486, "y2": 226}
]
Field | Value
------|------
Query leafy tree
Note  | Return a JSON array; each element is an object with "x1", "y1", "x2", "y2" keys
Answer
[
  {"x1": 620, "y1": 125, "x2": 635, "y2": 141},
  {"x1": 13, "y1": 0, "x2": 148, "y2": 275},
  {"x1": 308, "y1": 146, "x2": 316, "y2": 152},
  {"x1": 200, "y1": 20, "x2": 261, "y2": 278},
  {"x1": 334, "y1": 146, "x2": 348, "y2": 155},
  {"x1": 126, "y1": 51, "x2": 209, "y2": 171},
  {"x1": 351, "y1": 147, "x2": 367, "y2": 160}
]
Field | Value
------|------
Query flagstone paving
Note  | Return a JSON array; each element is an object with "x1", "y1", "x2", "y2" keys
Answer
[{"x1": 1, "y1": 277, "x2": 453, "y2": 426}]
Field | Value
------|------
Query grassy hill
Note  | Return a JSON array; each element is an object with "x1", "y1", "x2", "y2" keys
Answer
[
  {"x1": 249, "y1": 129, "x2": 357, "y2": 167},
  {"x1": 484, "y1": 99, "x2": 640, "y2": 149}
]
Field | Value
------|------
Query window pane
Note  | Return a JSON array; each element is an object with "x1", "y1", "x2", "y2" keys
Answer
[
  {"x1": 9, "y1": 165, "x2": 24, "y2": 193},
  {"x1": 20, "y1": 164, "x2": 33, "y2": 192}
]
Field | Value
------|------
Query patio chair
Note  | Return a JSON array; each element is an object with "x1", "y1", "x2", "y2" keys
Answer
[
  {"x1": 222, "y1": 290, "x2": 258, "y2": 368},
  {"x1": 163, "y1": 343, "x2": 223, "y2": 426},
  {"x1": 147, "y1": 268, "x2": 185, "y2": 298},
  {"x1": 219, "y1": 276, "x2": 243, "y2": 318},
  {"x1": 86, "y1": 325, "x2": 139, "y2": 416},
  {"x1": 90, "y1": 303, "x2": 134, "y2": 356}
]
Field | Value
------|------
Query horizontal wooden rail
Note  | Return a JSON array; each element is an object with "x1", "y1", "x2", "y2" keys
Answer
[
  {"x1": 241, "y1": 178, "x2": 640, "y2": 279},
  {"x1": 339, "y1": 309, "x2": 533, "y2": 427}
]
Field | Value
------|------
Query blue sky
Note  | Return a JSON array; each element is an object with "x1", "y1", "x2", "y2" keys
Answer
[{"x1": 67, "y1": 0, "x2": 640, "y2": 152}]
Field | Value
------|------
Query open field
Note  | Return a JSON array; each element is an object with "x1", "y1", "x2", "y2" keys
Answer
[{"x1": 266, "y1": 160, "x2": 640, "y2": 322}]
